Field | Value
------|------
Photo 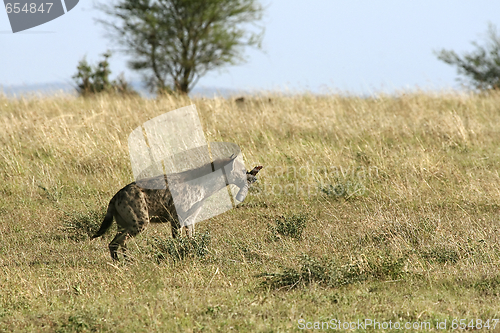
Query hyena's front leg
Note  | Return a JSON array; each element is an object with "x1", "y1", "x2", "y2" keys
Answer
[
  {"x1": 171, "y1": 218, "x2": 181, "y2": 239},
  {"x1": 185, "y1": 224, "x2": 195, "y2": 238},
  {"x1": 182, "y1": 204, "x2": 204, "y2": 237},
  {"x1": 172, "y1": 223, "x2": 194, "y2": 238}
]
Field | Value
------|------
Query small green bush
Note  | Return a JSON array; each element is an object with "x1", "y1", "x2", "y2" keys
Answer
[
  {"x1": 420, "y1": 246, "x2": 460, "y2": 264},
  {"x1": 56, "y1": 312, "x2": 100, "y2": 333},
  {"x1": 150, "y1": 231, "x2": 211, "y2": 262},
  {"x1": 268, "y1": 214, "x2": 307, "y2": 240},
  {"x1": 257, "y1": 253, "x2": 407, "y2": 290},
  {"x1": 319, "y1": 181, "x2": 366, "y2": 199},
  {"x1": 319, "y1": 183, "x2": 347, "y2": 197},
  {"x1": 62, "y1": 209, "x2": 106, "y2": 242},
  {"x1": 473, "y1": 275, "x2": 500, "y2": 296}
]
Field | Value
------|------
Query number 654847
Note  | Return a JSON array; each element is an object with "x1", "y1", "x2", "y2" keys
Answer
[
  {"x1": 451, "y1": 319, "x2": 499, "y2": 330},
  {"x1": 5, "y1": 3, "x2": 53, "y2": 14}
]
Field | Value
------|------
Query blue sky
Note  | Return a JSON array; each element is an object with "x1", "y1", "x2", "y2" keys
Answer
[{"x1": 1, "y1": 0, "x2": 500, "y2": 94}]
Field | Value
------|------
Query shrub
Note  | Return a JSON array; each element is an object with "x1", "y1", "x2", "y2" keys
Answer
[
  {"x1": 319, "y1": 181, "x2": 365, "y2": 199},
  {"x1": 268, "y1": 213, "x2": 307, "y2": 240},
  {"x1": 473, "y1": 275, "x2": 500, "y2": 296},
  {"x1": 73, "y1": 51, "x2": 138, "y2": 97},
  {"x1": 257, "y1": 253, "x2": 407, "y2": 290},
  {"x1": 150, "y1": 231, "x2": 211, "y2": 262},
  {"x1": 62, "y1": 209, "x2": 106, "y2": 242},
  {"x1": 420, "y1": 246, "x2": 460, "y2": 264}
]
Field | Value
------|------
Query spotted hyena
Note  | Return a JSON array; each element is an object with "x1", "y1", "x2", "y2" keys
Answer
[{"x1": 92, "y1": 156, "x2": 261, "y2": 260}]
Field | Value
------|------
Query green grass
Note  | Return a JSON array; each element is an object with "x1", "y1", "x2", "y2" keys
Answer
[
  {"x1": 268, "y1": 213, "x2": 308, "y2": 240},
  {"x1": 150, "y1": 231, "x2": 212, "y2": 263},
  {"x1": 1, "y1": 91, "x2": 500, "y2": 331},
  {"x1": 257, "y1": 251, "x2": 407, "y2": 290}
]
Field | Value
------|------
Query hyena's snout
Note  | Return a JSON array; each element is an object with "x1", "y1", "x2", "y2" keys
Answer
[{"x1": 235, "y1": 173, "x2": 259, "y2": 201}]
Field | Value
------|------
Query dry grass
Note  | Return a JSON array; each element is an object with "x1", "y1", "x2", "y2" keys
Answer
[{"x1": 1, "y1": 91, "x2": 500, "y2": 332}]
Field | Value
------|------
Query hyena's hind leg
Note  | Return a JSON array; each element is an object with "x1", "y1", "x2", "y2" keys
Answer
[
  {"x1": 109, "y1": 202, "x2": 150, "y2": 260},
  {"x1": 109, "y1": 227, "x2": 128, "y2": 261}
]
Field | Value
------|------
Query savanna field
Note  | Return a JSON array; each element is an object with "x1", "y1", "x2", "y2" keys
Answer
[{"x1": 1, "y1": 91, "x2": 500, "y2": 332}]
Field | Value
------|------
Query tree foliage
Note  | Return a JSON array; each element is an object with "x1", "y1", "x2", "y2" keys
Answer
[
  {"x1": 73, "y1": 52, "x2": 137, "y2": 97},
  {"x1": 436, "y1": 24, "x2": 500, "y2": 91},
  {"x1": 97, "y1": 0, "x2": 264, "y2": 95}
]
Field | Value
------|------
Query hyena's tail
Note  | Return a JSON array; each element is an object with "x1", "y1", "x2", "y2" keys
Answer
[{"x1": 92, "y1": 198, "x2": 115, "y2": 239}]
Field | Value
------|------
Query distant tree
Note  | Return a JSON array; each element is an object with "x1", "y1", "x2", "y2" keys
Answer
[
  {"x1": 73, "y1": 52, "x2": 138, "y2": 97},
  {"x1": 436, "y1": 24, "x2": 500, "y2": 91},
  {"x1": 96, "y1": 0, "x2": 264, "y2": 95}
]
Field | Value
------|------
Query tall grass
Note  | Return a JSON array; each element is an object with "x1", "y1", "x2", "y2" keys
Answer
[{"x1": 1, "y1": 91, "x2": 500, "y2": 331}]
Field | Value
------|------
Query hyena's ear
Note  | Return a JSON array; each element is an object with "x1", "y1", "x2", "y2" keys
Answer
[{"x1": 247, "y1": 166, "x2": 263, "y2": 176}]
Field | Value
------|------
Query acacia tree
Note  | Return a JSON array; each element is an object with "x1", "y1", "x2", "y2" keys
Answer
[
  {"x1": 97, "y1": 0, "x2": 264, "y2": 95},
  {"x1": 436, "y1": 24, "x2": 500, "y2": 91}
]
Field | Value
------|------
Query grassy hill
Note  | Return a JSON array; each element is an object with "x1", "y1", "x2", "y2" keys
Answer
[{"x1": 1, "y1": 92, "x2": 499, "y2": 331}]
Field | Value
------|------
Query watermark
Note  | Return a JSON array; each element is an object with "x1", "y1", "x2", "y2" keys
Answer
[
  {"x1": 297, "y1": 318, "x2": 499, "y2": 330},
  {"x1": 128, "y1": 105, "x2": 252, "y2": 227},
  {"x1": 3, "y1": 0, "x2": 79, "y2": 33}
]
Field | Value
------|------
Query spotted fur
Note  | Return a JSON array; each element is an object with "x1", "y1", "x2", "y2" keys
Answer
[{"x1": 92, "y1": 156, "x2": 259, "y2": 260}]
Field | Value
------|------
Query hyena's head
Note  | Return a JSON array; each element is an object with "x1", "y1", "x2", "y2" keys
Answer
[{"x1": 224, "y1": 155, "x2": 261, "y2": 202}]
